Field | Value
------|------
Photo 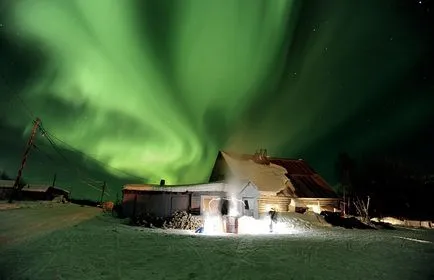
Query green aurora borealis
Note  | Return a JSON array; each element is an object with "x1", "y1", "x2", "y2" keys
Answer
[{"x1": 1, "y1": 0, "x2": 433, "y2": 199}]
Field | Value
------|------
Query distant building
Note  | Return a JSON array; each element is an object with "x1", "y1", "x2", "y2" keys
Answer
[
  {"x1": 0, "y1": 180, "x2": 15, "y2": 199},
  {"x1": 0, "y1": 181, "x2": 70, "y2": 201},
  {"x1": 122, "y1": 150, "x2": 340, "y2": 218}
]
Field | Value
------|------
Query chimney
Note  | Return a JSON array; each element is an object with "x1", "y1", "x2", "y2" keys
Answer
[{"x1": 160, "y1": 179, "x2": 165, "y2": 186}]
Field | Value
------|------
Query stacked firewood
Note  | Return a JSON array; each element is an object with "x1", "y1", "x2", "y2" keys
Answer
[
  {"x1": 131, "y1": 213, "x2": 165, "y2": 228},
  {"x1": 52, "y1": 195, "x2": 68, "y2": 203},
  {"x1": 163, "y1": 211, "x2": 203, "y2": 230}
]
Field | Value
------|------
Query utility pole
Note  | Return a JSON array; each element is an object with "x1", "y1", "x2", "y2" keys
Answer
[
  {"x1": 100, "y1": 181, "x2": 106, "y2": 204},
  {"x1": 9, "y1": 118, "x2": 41, "y2": 203},
  {"x1": 342, "y1": 184, "x2": 346, "y2": 216},
  {"x1": 51, "y1": 173, "x2": 57, "y2": 187}
]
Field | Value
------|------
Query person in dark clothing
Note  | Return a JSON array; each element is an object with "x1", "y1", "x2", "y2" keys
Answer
[{"x1": 269, "y1": 208, "x2": 278, "y2": 232}]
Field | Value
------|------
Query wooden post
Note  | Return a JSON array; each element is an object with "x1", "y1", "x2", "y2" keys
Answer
[
  {"x1": 100, "y1": 181, "x2": 106, "y2": 204},
  {"x1": 51, "y1": 173, "x2": 57, "y2": 187},
  {"x1": 342, "y1": 184, "x2": 346, "y2": 216},
  {"x1": 132, "y1": 194, "x2": 138, "y2": 217},
  {"x1": 9, "y1": 118, "x2": 41, "y2": 203}
]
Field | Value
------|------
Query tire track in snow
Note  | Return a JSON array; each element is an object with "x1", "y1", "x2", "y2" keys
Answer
[
  {"x1": 114, "y1": 228, "x2": 122, "y2": 279},
  {"x1": 11, "y1": 225, "x2": 66, "y2": 280},
  {"x1": 30, "y1": 210, "x2": 93, "y2": 278},
  {"x1": 219, "y1": 235, "x2": 256, "y2": 279},
  {"x1": 184, "y1": 235, "x2": 211, "y2": 277}
]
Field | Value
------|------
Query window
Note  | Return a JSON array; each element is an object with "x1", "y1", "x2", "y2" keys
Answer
[
  {"x1": 220, "y1": 199, "x2": 228, "y2": 215},
  {"x1": 244, "y1": 200, "x2": 250, "y2": 210}
]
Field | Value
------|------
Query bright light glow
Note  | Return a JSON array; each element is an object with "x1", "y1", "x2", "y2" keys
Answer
[
  {"x1": 237, "y1": 216, "x2": 299, "y2": 235},
  {"x1": 306, "y1": 204, "x2": 321, "y2": 214},
  {"x1": 265, "y1": 204, "x2": 274, "y2": 212},
  {"x1": 203, "y1": 214, "x2": 224, "y2": 235},
  {"x1": 201, "y1": 197, "x2": 299, "y2": 236},
  {"x1": 228, "y1": 197, "x2": 244, "y2": 217},
  {"x1": 201, "y1": 214, "x2": 300, "y2": 236}
]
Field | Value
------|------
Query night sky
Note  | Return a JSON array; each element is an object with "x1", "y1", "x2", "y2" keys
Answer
[{"x1": 0, "y1": 0, "x2": 433, "y2": 200}]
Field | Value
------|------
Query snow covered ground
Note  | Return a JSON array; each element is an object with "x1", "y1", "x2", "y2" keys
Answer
[
  {"x1": 0, "y1": 204, "x2": 433, "y2": 280},
  {"x1": 0, "y1": 200, "x2": 70, "y2": 211}
]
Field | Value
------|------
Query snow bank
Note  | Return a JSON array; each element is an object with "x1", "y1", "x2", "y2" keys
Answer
[
  {"x1": 278, "y1": 212, "x2": 332, "y2": 229},
  {"x1": 0, "y1": 200, "x2": 69, "y2": 211},
  {"x1": 371, "y1": 217, "x2": 434, "y2": 229},
  {"x1": 236, "y1": 212, "x2": 331, "y2": 235}
]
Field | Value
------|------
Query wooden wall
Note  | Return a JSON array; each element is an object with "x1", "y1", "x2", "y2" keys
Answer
[
  {"x1": 257, "y1": 195, "x2": 291, "y2": 213},
  {"x1": 0, "y1": 187, "x2": 13, "y2": 200},
  {"x1": 122, "y1": 191, "x2": 226, "y2": 217},
  {"x1": 122, "y1": 192, "x2": 190, "y2": 218}
]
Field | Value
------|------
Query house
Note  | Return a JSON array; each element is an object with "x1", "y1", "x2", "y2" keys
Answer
[
  {"x1": 0, "y1": 181, "x2": 70, "y2": 201},
  {"x1": 209, "y1": 150, "x2": 340, "y2": 215},
  {"x1": 121, "y1": 150, "x2": 340, "y2": 218},
  {"x1": 20, "y1": 184, "x2": 70, "y2": 201}
]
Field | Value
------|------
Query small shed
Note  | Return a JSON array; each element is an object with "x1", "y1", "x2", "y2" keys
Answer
[
  {"x1": 0, "y1": 180, "x2": 15, "y2": 199},
  {"x1": 0, "y1": 182, "x2": 70, "y2": 201},
  {"x1": 122, "y1": 189, "x2": 190, "y2": 218},
  {"x1": 121, "y1": 182, "x2": 257, "y2": 218},
  {"x1": 19, "y1": 185, "x2": 70, "y2": 201}
]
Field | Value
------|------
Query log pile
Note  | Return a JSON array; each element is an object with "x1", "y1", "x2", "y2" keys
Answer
[
  {"x1": 163, "y1": 211, "x2": 203, "y2": 230},
  {"x1": 131, "y1": 213, "x2": 165, "y2": 228},
  {"x1": 52, "y1": 195, "x2": 68, "y2": 203},
  {"x1": 130, "y1": 211, "x2": 203, "y2": 230}
]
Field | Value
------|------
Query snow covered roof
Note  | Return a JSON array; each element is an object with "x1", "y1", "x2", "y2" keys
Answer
[
  {"x1": 22, "y1": 187, "x2": 50, "y2": 193},
  {"x1": 217, "y1": 151, "x2": 338, "y2": 199},
  {"x1": 1, "y1": 184, "x2": 70, "y2": 194},
  {"x1": 221, "y1": 152, "x2": 289, "y2": 193},
  {"x1": 0, "y1": 180, "x2": 15, "y2": 188},
  {"x1": 123, "y1": 182, "x2": 227, "y2": 193}
]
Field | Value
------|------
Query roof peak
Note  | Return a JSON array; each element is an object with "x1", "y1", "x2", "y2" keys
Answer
[{"x1": 220, "y1": 150, "x2": 303, "y2": 162}]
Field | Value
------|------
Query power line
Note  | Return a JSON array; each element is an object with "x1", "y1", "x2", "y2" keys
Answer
[
  {"x1": 32, "y1": 144, "x2": 56, "y2": 162},
  {"x1": 2, "y1": 78, "x2": 118, "y2": 200},
  {"x1": 15, "y1": 95, "x2": 36, "y2": 120},
  {"x1": 39, "y1": 132, "x2": 107, "y2": 187},
  {"x1": 36, "y1": 123, "x2": 141, "y2": 200},
  {"x1": 37, "y1": 123, "x2": 103, "y2": 182},
  {"x1": 40, "y1": 128, "x2": 71, "y2": 165},
  {"x1": 33, "y1": 143, "x2": 85, "y2": 178},
  {"x1": 32, "y1": 122, "x2": 106, "y2": 189},
  {"x1": 43, "y1": 129, "x2": 148, "y2": 182},
  {"x1": 8, "y1": 93, "x2": 147, "y2": 183},
  {"x1": 33, "y1": 143, "x2": 110, "y2": 197},
  {"x1": 0, "y1": 74, "x2": 36, "y2": 121}
]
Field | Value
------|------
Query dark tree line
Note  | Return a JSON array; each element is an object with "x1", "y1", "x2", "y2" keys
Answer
[
  {"x1": 0, "y1": 171, "x2": 12, "y2": 180},
  {"x1": 335, "y1": 153, "x2": 434, "y2": 220},
  {"x1": 0, "y1": 170, "x2": 27, "y2": 186}
]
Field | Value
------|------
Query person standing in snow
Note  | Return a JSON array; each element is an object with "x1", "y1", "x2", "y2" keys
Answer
[{"x1": 269, "y1": 208, "x2": 277, "y2": 232}]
